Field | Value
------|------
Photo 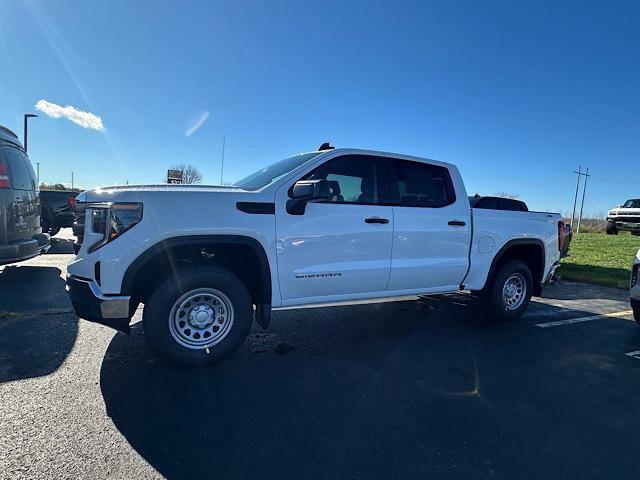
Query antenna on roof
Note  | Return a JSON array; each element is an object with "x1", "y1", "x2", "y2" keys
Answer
[{"x1": 318, "y1": 142, "x2": 334, "y2": 151}]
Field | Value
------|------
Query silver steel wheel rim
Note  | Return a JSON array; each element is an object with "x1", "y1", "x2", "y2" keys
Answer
[
  {"x1": 502, "y1": 273, "x2": 526, "y2": 311},
  {"x1": 168, "y1": 288, "x2": 234, "y2": 349}
]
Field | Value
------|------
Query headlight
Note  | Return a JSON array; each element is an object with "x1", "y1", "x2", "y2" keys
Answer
[{"x1": 88, "y1": 202, "x2": 143, "y2": 252}]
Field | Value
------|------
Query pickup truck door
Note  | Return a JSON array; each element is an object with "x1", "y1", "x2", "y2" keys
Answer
[
  {"x1": 275, "y1": 154, "x2": 393, "y2": 302},
  {"x1": 384, "y1": 156, "x2": 471, "y2": 292}
]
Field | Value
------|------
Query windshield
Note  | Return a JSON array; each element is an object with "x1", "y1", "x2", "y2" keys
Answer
[
  {"x1": 622, "y1": 199, "x2": 640, "y2": 208},
  {"x1": 234, "y1": 152, "x2": 322, "y2": 190}
]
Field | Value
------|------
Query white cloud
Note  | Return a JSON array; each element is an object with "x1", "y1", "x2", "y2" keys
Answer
[
  {"x1": 185, "y1": 111, "x2": 210, "y2": 136},
  {"x1": 35, "y1": 99, "x2": 105, "y2": 131}
]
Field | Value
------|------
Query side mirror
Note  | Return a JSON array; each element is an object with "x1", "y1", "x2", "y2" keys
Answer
[{"x1": 287, "y1": 179, "x2": 331, "y2": 214}]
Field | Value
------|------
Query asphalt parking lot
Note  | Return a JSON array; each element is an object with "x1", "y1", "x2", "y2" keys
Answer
[{"x1": 2, "y1": 229, "x2": 640, "y2": 479}]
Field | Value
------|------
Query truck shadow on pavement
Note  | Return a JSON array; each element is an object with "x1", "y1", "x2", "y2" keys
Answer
[
  {"x1": 0, "y1": 266, "x2": 78, "y2": 383},
  {"x1": 99, "y1": 294, "x2": 640, "y2": 479}
]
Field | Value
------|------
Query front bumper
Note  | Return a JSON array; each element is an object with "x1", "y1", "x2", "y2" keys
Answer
[
  {"x1": 66, "y1": 275, "x2": 134, "y2": 333},
  {"x1": 631, "y1": 263, "x2": 640, "y2": 301},
  {"x1": 607, "y1": 217, "x2": 640, "y2": 231},
  {"x1": 544, "y1": 261, "x2": 562, "y2": 285}
]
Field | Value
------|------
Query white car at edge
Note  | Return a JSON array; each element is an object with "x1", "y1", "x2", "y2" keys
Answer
[
  {"x1": 632, "y1": 249, "x2": 640, "y2": 323},
  {"x1": 66, "y1": 146, "x2": 568, "y2": 366}
]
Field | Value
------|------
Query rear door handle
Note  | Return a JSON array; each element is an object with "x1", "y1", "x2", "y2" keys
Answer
[
  {"x1": 448, "y1": 220, "x2": 466, "y2": 226},
  {"x1": 365, "y1": 217, "x2": 389, "y2": 224}
]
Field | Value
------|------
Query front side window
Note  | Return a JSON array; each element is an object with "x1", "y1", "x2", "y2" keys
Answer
[
  {"x1": 390, "y1": 159, "x2": 455, "y2": 208},
  {"x1": 303, "y1": 155, "x2": 379, "y2": 204},
  {"x1": 623, "y1": 199, "x2": 640, "y2": 208}
]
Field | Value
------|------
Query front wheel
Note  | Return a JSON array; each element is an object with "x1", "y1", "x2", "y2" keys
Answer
[
  {"x1": 633, "y1": 302, "x2": 640, "y2": 325},
  {"x1": 143, "y1": 266, "x2": 253, "y2": 366},
  {"x1": 482, "y1": 260, "x2": 533, "y2": 321},
  {"x1": 606, "y1": 221, "x2": 618, "y2": 235}
]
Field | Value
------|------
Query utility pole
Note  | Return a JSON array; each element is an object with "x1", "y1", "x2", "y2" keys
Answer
[
  {"x1": 576, "y1": 168, "x2": 590, "y2": 234},
  {"x1": 23, "y1": 113, "x2": 38, "y2": 153},
  {"x1": 571, "y1": 165, "x2": 582, "y2": 228},
  {"x1": 36, "y1": 162, "x2": 40, "y2": 186},
  {"x1": 220, "y1": 135, "x2": 226, "y2": 185},
  {"x1": 71, "y1": 171, "x2": 74, "y2": 190}
]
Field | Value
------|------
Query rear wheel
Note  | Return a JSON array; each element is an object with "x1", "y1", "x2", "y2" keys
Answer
[
  {"x1": 606, "y1": 221, "x2": 618, "y2": 235},
  {"x1": 143, "y1": 266, "x2": 253, "y2": 366},
  {"x1": 482, "y1": 260, "x2": 533, "y2": 321},
  {"x1": 633, "y1": 302, "x2": 640, "y2": 325}
]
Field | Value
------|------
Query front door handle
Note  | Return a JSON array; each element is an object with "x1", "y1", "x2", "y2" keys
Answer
[
  {"x1": 365, "y1": 217, "x2": 389, "y2": 224},
  {"x1": 448, "y1": 220, "x2": 466, "y2": 226}
]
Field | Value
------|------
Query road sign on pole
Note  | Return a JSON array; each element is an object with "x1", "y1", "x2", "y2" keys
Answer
[{"x1": 167, "y1": 169, "x2": 183, "y2": 184}]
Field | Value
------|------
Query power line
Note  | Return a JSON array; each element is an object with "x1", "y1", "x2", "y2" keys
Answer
[
  {"x1": 570, "y1": 166, "x2": 591, "y2": 234},
  {"x1": 576, "y1": 168, "x2": 590, "y2": 234},
  {"x1": 570, "y1": 165, "x2": 582, "y2": 228}
]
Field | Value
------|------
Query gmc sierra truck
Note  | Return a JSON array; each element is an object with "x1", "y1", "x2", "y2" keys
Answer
[
  {"x1": 67, "y1": 147, "x2": 567, "y2": 366},
  {"x1": 40, "y1": 189, "x2": 79, "y2": 236}
]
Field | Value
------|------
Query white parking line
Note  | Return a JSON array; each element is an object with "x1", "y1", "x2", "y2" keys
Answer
[
  {"x1": 535, "y1": 310, "x2": 634, "y2": 328},
  {"x1": 625, "y1": 350, "x2": 640, "y2": 359}
]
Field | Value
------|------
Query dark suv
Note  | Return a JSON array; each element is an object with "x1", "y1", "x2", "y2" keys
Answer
[{"x1": 0, "y1": 125, "x2": 49, "y2": 265}]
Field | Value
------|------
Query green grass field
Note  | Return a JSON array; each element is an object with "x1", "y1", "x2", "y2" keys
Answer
[{"x1": 560, "y1": 233, "x2": 640, "y2": 289}]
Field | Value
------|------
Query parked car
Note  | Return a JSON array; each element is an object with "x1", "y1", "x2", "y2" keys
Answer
[
  {"x1": 67, "y1": 146, "x2": 569, "y2": 366},
  {"x1": 632, "y1": 249, "x2": 640, "y2": 324},
  {"x1": 468, "y1": 195, "x2": 528, "y2": 212},
  {"x1": 40, "y1": 189, "x2": 79, "y2": 236},
  {"x1": 606, "y1": 199, "x2": 640, "y2": 235},
  {"x1": 0, "y1": 125, "x2": 49, "y2": 266}
]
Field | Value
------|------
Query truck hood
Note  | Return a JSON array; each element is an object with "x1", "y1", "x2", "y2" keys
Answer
[{"x1": 76, "y1": 184, "x2": 261, "y2": 203}]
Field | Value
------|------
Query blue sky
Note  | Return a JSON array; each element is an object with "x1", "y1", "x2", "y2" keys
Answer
[{"x1": 0, "y1": 0, "x2": 638, "y2": 215}]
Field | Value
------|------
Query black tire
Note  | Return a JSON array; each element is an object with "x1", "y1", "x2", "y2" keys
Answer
[
  {"x1": 143, "y1": 266, "x2": 253, "y2": 366},
  {"x1": 481, "y1": 260, "x2": 533, "y2": 321},
  {"x1": 606, "y1": 221, "x2": 618, "y2": 235},
  {"x1": 633, "y1": 304, "x2": 640, "y2": 326}
]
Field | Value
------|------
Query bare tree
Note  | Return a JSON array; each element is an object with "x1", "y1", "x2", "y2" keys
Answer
[
  {"x1": 494, "y1": 191, "x2": 519, "y2": 199},
  {"x1": 168, "y1": 164, "x2": 203, "y2": 184},
  {"x1": 39, "y1": 182, "x2": 80, "y2": 192}
]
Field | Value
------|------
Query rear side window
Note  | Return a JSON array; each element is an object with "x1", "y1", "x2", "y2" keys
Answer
[
  {"x1": 390, "y1": 159, "x2": 455, "y2": 208},
  {"x1": 3, "y1": 148, "x2": 34, "y2": 190}
]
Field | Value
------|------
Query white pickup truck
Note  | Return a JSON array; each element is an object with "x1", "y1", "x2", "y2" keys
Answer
[
  {"x1": 606, "y1": 199, "x2": 640, "y2": 235},
  {"x1": 67, "y1": 147, "x2": 567, "y2": 366}
]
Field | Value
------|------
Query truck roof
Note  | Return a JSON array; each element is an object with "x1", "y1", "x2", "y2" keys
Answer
[{"x1": 0, "y1": 125, "x2": 24, "y2": 150}]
